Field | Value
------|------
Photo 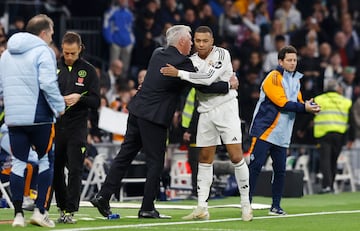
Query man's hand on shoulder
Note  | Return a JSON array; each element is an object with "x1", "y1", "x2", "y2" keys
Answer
[{"x1": 160, "y1": 64, "x2": 179, "y2": 77}]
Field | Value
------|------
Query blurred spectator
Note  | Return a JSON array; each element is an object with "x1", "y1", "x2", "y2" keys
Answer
[
  {"x1": 158, "y1": 0, "x2": 182, "y2": 27},
  {"x1": 137, "y1": 69, "x2": 147, "y2": 86},
  {"x1": 291, "y1": 15, "x2": 330, "y2": 53},
  {"x1": 254, "y1": 0, "x2": 271, "y2": 37},
  {"x1": 181, "y1": 8, "x2": 201, "y2": 34},
  {"x1": 334, "y1": 31, "x2": 351, "y2": 67},
  {"x1": 218, "y1": 0, "x2": 242, "y2": 43},
  {"x1": 297, "y1": 43, "x2": 323, "y2": 98},
  {"x1": 233, "y1": 0, "x2": 258, "y2": 16},
  {"x1": 137, "y1": 0, "x2": 160, "y2": 18},
  {"x1": 237, "y1": 33, "x2": 262, "y2": 72},
  {"x1": 154, "y1": 22, "x2": 173, "y2": 47},
  {"x1": 274, "y1": 0, "x2": 302, "y2": 34},
  {"x1": 7, "y1": 16, "x2": 25, "y2": 37},
  {"x1": 97, "y1": 95, "x2": 112, "y2": 143},
  {"x1": 0, "y1": 42, "x2": 6, "y2": 57},
  {"x1": 130, "y1": 69, "x2": 147, "y2": 97},
  {"x1": 339, "y1": 13, "x2": 360, "y2": 65},
  {"x1": 0, "y1": 25, "x2": 7, "y2": 45},
  {"x1": 103, "y1": 0, "x2": 135, "y2": 76},
  {"x1": 312, "y1": 1, "x2": 338, "y2": 45},
  {"x1": 263, "y1": 19, "x2": 289, "y2": 53},
  {"x1": 238, "y1": 69, "x2": 260, "y2": 128},
  {"x1": 243, "y1": 50, "x2": 263, "y2": 78},
  {"x1": 232, "y1": 57, "x2": 245, "y2": 81},
  {"x1": 131, "y1": 10, "x2": 160, "y2": 80},
  {"x1": 338, "y1": 66, "x2": 359, "y2": 101},
  {"x1": 199, "y1": 4, "x2": 219, "y2": 42},
  {"x1": 183, "y1": 0, "x2": 204, "y2": 16},
  {"x1": 318, "y1": 42, "x2": 332, "y2": 69},
  {"x1": 235, "y1": 10, "x2": 260, "y2": 49},
  {"x1": 263, "y1": 34, "x2": 286, "y2": 74},
  {"x1": 103, "y1": 59, "x2": 124, "y2": 103},
  {"x1": 109, "y1": 83, "x2": 132, "y2": 143},
  {"x1": 349, "y1": 95, "x2": 360, "y2": 149},
  {"x1": 323, "y1": 51, "x2": 343, "y2": 86}
]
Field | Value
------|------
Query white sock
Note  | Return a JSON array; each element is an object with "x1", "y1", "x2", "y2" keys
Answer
[
  {"x1": 233, "y1": 159, "x2": 250, "y2": 205},
  {"x1": 197, "y1": 163, "x2": 213, "y2": 208}
]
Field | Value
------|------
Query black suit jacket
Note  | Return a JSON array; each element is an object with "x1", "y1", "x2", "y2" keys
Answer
[{"x1": 128, "y1": 46, "x2": 229, "y2": 127}]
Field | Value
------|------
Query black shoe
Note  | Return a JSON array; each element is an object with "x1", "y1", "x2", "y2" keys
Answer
[
  {"x1": 319, "y1": 186, "x2": 333, "y2": 194},
  {"x1": 138, "y1": 210, "x2": 171, "y2": 219},
  {"x1": 90, "y1": 195, "x2": 112, "y2": 217}
]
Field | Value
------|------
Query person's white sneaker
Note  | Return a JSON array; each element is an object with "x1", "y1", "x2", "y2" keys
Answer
[
  {"x1": 30, "y1": 208, "x2": 55, "y2": 228},
  {"x1": 22, "y1": 196, "x2": 35, "y2": 211},
  {"x1": 12, "y1": 213, "x2": 25, "y2": 227},
  {"x1": 182, "y1": 206, "x2": 210, "y2": 220},
  {"x1": 241, "y1": 203, "x2": 253, "y2": 221}
]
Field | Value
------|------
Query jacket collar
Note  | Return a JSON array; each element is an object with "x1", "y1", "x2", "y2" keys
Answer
[{"x1": 276, "y1": 65, "x2": 303, "y2": 80}]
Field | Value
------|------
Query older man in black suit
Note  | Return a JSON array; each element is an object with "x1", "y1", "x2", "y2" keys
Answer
[{"x1": 91, "y1": 25, "x2": 238, "y2": 218}]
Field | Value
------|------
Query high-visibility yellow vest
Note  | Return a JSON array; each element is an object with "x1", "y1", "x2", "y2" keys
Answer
[
  {"x1": 313, "y1": 92, "x2": 352, "y2": 138},
  {"x1": 181, "y1": 88, "x2": 196, "y2": 128}
]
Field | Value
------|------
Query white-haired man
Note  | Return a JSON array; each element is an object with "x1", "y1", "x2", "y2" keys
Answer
[{"x1": 91, "y1": 25, "x2": 239, "y2": 219}]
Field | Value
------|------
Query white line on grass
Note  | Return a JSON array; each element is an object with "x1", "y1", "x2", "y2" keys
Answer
[{"x1": 52, "y1": 210, "x2": 360, "y2": 231}]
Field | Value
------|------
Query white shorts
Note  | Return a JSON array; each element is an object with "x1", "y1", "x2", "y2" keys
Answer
[{"x1": 196, "y1": 98, "x2": 242, "y2": 147}]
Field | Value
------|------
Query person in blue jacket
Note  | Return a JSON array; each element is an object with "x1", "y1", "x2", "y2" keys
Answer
[
  {"x1": 103, "y1": 0, "x2": 135, "y2": 76},
  {"x1": 0, "y1": 14, "x2": 65, "y2": 227}
]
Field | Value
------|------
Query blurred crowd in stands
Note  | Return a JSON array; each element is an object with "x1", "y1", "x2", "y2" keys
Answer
[{"x1": 1, "y1": 0, "x2": 360, "y2": 154}]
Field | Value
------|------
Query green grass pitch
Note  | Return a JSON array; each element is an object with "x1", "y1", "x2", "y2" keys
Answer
[{"x1": 1, "y1": 192, "x2": 359, "y2": 230}]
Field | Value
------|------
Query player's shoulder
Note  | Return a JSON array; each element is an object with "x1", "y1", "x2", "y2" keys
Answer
[
  {"x1": 190, "y1": 52, "x2": 200, "y2": 62},
  {"x1": 212, "y1": 46, "x2": 230, "y2": 60},
  {"x1": 264, "y1": 70, "x2": 283, "y2": 86}
]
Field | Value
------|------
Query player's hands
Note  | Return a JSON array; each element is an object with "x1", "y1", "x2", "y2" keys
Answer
[
  {"x1": 160, "y1": 64, "x2": 179, "y2": 77},
  {"x1": 305, "y1": 98, "x2": 321, "y2": 114},
  {"x1": 229, "y1": 75, "x2": 239, "y2": 90},
  {"x1": 64, "y1": 93, "x2": 81, "y2": 107}
]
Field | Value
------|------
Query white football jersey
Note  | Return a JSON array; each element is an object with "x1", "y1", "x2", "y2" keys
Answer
[{"x1": 178, "y1": 46, "x2": 237, "y2": 112}]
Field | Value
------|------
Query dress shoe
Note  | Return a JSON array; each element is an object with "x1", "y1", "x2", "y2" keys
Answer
[
  {"x1": 319, "y1": 186, "x2": 333, "y2": 194},
  {"x1": 90, "y1": 194, "x2": 112, "y2": 217},
  {"x1": 138, "y1": 209, "x2": 171, "y2": 219}
]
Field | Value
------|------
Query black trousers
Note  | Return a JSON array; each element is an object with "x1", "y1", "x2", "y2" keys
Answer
[
  {"x1": 317, "y1": 132, "x2": 344, "y2": 189},
  {"x1": 53, "y1": 125, "x2": 87, "y2": 213},
  {"x1": 99, "y1": 114, "x2": 167, "y2": 211}
]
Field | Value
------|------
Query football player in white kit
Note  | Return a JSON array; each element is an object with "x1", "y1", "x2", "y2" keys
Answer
[{"x1": 160, "y1": 26, "x2": 252, "y2": 221}]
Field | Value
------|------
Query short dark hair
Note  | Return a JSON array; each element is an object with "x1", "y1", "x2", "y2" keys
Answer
[
  {"x1": 26, "y1": 14, "x2": 53, "y2": 36},
  {"x1": 195, "y1": 26, "x2": 213, "y2": 37},
  {"x1": 278, "y1": 45, "x2": 297, "y2": 60},
  {"x1": 62, "y1": 31, "x2": 81, "y2": 45},
  {"x1": 62, "y1": 31, "x2": 84, "y2": 50}
]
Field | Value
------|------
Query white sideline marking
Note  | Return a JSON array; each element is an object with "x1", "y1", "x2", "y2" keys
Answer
[
  {"x1": 79, "y1": 202, "x2": 270, "y2": 210},
  {"x1": 52, "y1": 210, "x2": 360, "y2": 231}
]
